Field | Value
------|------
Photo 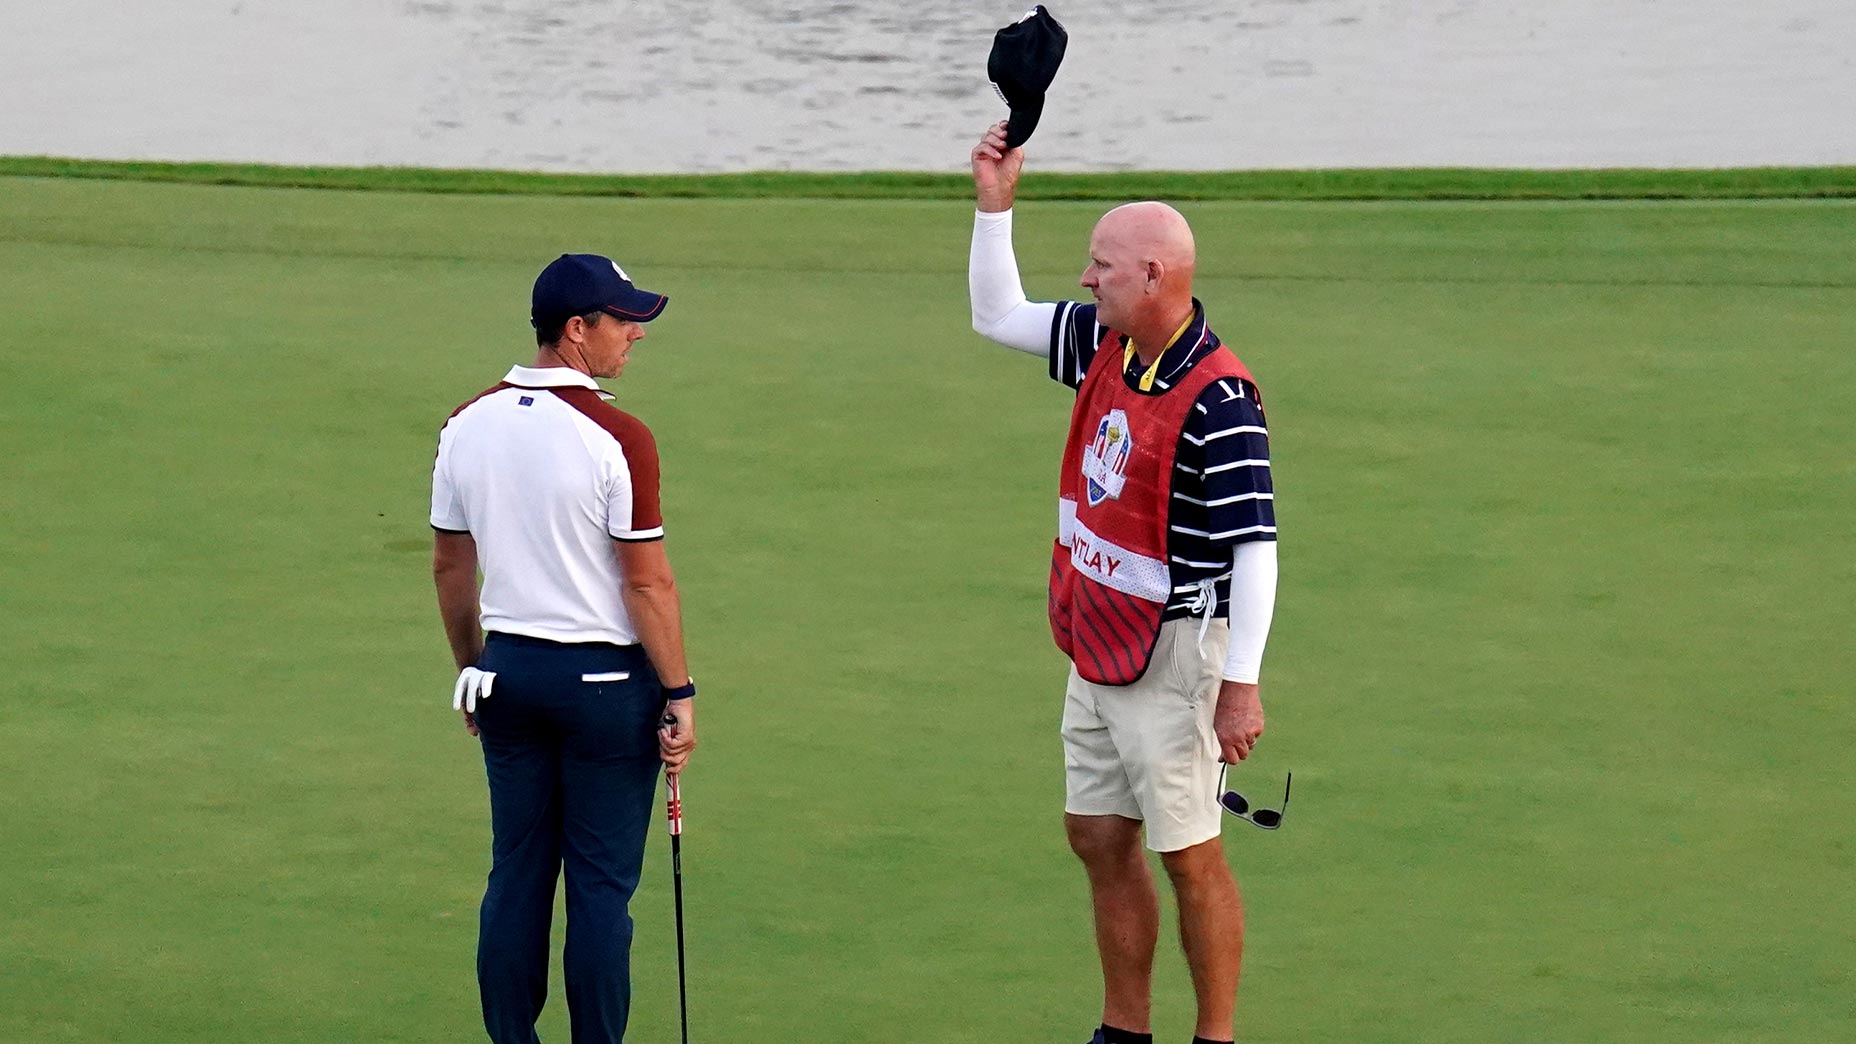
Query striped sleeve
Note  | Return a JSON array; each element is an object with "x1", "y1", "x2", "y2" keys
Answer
[
  {"x1": 1172, "y1": 377, "x2": 1276, "y2": 547},
  {"x1": 1048, "y1": 302, "x2": 1102, "y2": 390}
]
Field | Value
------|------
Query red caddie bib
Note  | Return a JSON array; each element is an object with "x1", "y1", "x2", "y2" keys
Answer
[{"x1": 1049, "y1": 327, "x2": 1254, "y2": 685}]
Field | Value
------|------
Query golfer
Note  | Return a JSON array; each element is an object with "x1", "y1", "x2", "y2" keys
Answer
[
  {"x1": 431, "y1": 253, "x2": 698, "y2": 1044},
  {"x1": 968, "y1": 122, "x2": 1278, "y2": 1044}
]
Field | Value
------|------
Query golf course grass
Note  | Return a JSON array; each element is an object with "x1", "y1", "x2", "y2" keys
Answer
[
  {"x1": 5, "y1": 156, "x2": 1856, "y2": 201},
  {"x1": 2, "y1": 173, "x2": 1852, "y2": 1043}
]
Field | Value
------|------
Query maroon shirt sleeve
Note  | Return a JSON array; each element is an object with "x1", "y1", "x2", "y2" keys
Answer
[
  {"x1": 548, "y1": 388, "x2": 664, "y2": 540},
  {"x1": 610, "y1": 411, "x2": 662, "y2": 536}
]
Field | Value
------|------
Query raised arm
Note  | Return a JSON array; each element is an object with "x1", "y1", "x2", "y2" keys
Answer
[
  {"x1": 971, "y1": 119, "x2": 1024, "y2": 215},
  {"x1": 969, "y1": 121, "x2": 1058, "y2": 356}
]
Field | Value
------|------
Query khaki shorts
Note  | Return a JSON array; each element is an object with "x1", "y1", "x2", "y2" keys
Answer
[{"x1": 1062, "y1": 617, "x2": 1229, "y2": 853}]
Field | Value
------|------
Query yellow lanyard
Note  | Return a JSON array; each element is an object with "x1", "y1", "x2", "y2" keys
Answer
[{"x1": 1123, "y1": 313, "x2": 1197, "y2": 392}]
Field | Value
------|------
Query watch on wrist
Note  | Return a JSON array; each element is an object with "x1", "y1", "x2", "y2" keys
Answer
[{"x1": 664, "y1": 677, "x2": 696, "y2": 701}]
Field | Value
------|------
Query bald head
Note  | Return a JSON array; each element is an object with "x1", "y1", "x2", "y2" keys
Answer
[
  {"x1": 1082, "y1": 201, "x2": 1198, "y2": 340},
  {"x1": 1095, "y1": 201, "x2": 1197, "y2": 275}
]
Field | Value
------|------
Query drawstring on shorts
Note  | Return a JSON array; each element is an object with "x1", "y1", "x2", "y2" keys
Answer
[{"x1": 1186, "y1": 576, "x2": 1220, "y2": 651}]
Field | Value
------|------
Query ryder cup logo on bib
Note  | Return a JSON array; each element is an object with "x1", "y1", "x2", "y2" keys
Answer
[{"x1": 1081, "y1": 408, "x2": 1133, "y2": 507}]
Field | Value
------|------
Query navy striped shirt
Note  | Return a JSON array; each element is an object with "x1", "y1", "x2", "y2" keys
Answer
[{"x1": 1048, "y1": 299, "x2": 1276, "y2": 619}]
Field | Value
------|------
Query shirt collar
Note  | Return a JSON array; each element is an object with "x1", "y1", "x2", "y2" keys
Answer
[
  {"x1": 1122, "y1": 299, "x2": 1211, "y2": 389},
  {"x1": 502, "y1": 365, "x2": 614, "y2": 399}
]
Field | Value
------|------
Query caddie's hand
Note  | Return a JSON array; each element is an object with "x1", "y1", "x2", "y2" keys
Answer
[
  {"x1": 659, "y1": 696, "x2": 696, "y2": 774},
  {"x1": 971, "y1": 120, "x2": 1025, "y2": 213},
  {"x1": 1214, "y1": 680, "x2": 1265, "y2": 763},
  {"x1": 453, "y1": 666, "x2": 495, "y2": 737}
]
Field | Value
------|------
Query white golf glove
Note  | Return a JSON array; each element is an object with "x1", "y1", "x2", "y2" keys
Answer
[{"x1": 452, "y1": 666, "x2": 496, "y2": 713}]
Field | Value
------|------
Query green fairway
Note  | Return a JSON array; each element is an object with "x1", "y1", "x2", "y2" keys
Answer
[{"x1": 2, "y1": 176, "x2": 1852, "y2": 1043}]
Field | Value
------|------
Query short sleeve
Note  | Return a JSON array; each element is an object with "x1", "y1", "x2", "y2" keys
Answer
[
  {"x1": 1049, "y1": 302, "x2": 1103, "y2": 391},
  {"x1": 430, "y1": 425, "x2": 469, "y2": 533},
  {"x1": 1177, "y1": 377, "x2": 1276, "y2": 547},
  {"x1": 606, "y1": 416, "x2": 664, "y2": 542}
]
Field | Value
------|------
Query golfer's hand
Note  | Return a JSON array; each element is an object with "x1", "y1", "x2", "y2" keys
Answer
[
  {"x1": 1214, "y1": 680, "x2": 1265, "y2": 763},
  {"x1": 453, "y1": 666, "x2": 495, "y2": 737},
  {"x1": 971, "y1": 121, "x2": 1024, "y2": 213},
  {"x1": 659, "y1": 697, "x2": 696, "y2": 774}
]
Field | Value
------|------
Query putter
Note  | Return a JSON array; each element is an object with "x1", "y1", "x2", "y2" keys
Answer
[{"x1": 663, "y1": 716, "x2": 689, "y2": 1044}]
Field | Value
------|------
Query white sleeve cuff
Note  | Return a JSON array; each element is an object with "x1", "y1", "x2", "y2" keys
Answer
[{"x1": 1221, "y1": 541, "x2": 1278, "y2": 683}]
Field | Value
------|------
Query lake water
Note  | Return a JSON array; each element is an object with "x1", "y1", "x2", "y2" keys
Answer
[{"x1": 2, "y1": 0, "x2": 1851, "y2": 172}]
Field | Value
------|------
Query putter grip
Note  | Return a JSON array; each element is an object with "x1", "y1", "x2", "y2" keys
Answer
[{"x1": 666, "y1": 775, "x2": 682, "y2": 836}]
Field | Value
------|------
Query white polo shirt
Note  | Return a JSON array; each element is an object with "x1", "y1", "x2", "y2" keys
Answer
[{"x1": 430, "y1": 365, "x2": 664, "y2": 646}]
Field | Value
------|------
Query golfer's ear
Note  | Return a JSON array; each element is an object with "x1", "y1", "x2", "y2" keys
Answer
[{"x1": 1146, "y1": 259, "x2": 1164, "y2": 288}]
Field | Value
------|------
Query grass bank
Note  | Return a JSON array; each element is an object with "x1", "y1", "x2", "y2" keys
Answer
[{"x1": 5, "y1": 155, "x2": 1856, "y2": 200}]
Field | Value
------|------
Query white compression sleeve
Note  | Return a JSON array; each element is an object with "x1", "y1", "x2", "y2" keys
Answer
[
  {"x1": 970, "y1": 209, "x2": 1058, "y2": 356},
  {"x1": 1222, "y1": 541, "x2": 1279, "y2": 684}
]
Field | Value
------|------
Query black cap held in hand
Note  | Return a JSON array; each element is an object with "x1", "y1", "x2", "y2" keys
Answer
[{"x1": 988, "y1": 5, "x2": 1068, "y2": 148}]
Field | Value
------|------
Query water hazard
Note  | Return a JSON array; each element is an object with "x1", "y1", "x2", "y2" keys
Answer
[{"x1": 2, "y1": 0, "x2": 1851, "y2": 171}]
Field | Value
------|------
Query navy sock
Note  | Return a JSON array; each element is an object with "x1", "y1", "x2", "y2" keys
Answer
[{"x1": 1100, "y1": 1026, "x2": 1151, "y2": 1044}]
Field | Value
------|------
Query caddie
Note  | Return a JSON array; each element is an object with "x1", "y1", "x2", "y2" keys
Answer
[{"x1": 968, "y1": 111, "x2": 1281, "y2": 1044}]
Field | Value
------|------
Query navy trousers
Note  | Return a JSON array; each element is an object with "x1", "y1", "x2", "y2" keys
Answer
[{"x1": 473, "y1": 632, "x2": 663, "y2": 1044}]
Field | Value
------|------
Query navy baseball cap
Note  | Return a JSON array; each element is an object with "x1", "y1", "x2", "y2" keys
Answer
[
  {"x1": 530, "y1": 253, "x2": 669, "y2": 327},
  {"x1": 988, "y1": 5, "x2": 1068, "y2": 149}
]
